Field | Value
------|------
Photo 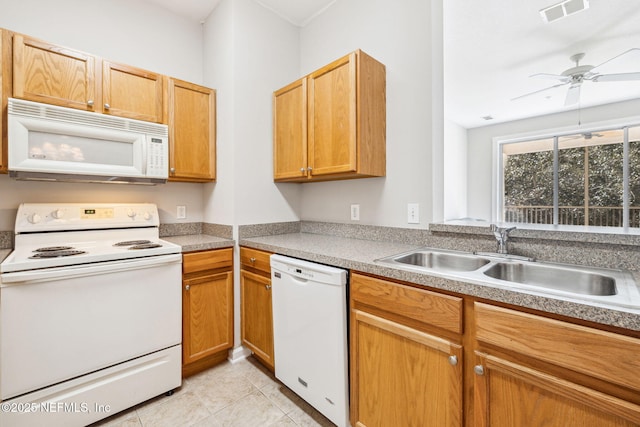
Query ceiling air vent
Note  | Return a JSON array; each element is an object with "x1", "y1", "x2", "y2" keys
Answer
[{"x1": 540, "y1": 0, "x2": 589, "y2": 23}]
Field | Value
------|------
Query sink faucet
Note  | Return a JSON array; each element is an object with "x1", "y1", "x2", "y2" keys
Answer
[{"x1": 490, "y1": 224, "x2": 516, "y2": 254}]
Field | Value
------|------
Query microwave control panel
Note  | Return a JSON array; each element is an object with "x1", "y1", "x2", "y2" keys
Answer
[{"x1": 146, "y1": 136, "x2": 168, "y2": 178}]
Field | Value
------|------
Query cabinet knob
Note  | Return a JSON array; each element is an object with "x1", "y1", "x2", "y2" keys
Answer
[
  {"x1": 307, "y1": 167, "x2": 313, "y2": 171},
  {"x1": 265, "y1": 284, "x2": 272, "y2": 290},
  {"x1": 300, "y1": 168, "x2": 306, "y2": 173},
  {"x1": 104, "y1": 103, "x2": 111, "y2": 110},
  {"x1": 185, "y1": 285, "x2": 190, "y2": 291},
  {"x1": 170, "y1": 167, "x2": 176, "y2": 174},
  {"x1": 474, "y1": 365, "x2": 485, "y2": 376},
  {"x1": 87, "y1": 100, "x2": 94, "y2": 106},
  {"x1": 250, "y1": 257, "x2": 256, "y2": 264},
  {"x1": 448, "y1": 355, "x2": 458, "y2": 366}
]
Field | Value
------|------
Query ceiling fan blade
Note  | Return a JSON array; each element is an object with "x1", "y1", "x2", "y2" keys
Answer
[
  {"x1": 565, "y1": 84, "x2": 581, "y2": 106},
  {"x1": 592, "y1": 72, "x2": 640, "y2": 82},
  {"x1": 530, "y1": 73, "x2": 571, "y2": 82},
  {"x1": 511, "y1": 82, "x2": 569, "y2": 101},
  {"x1": 591, "y1": 48, "x2": 640, "y2": 73}
]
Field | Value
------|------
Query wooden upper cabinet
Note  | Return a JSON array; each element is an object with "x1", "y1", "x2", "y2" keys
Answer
[
  {"x1": 273, "y1": 49, "x2": 386, "y2": 182},
  {"x1": 0, "y1": 29, "x2": 11, "y2": 173},
  {"x1": 273, "y1": 78, "x2": 307, "y2": 180},
  {"x1": 308, "y1": 52, "x2": 357, "y2": 176},
  {"x1": 168, "y1": 78, "x2": 216, "y2": 182},
  {"x1": 12, "y1": 33, "x2": 165, "y2": 123},
  {"x1": 13, "y1": 33, "x2": 96, "y2": 111},
  {"x1": 102, "y1": 61, "x2": 164, "y2": 123}
]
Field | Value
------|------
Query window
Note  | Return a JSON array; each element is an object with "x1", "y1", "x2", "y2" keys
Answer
[{"x1": 497, "y1": 123, "x2": 640, "y2": 229}]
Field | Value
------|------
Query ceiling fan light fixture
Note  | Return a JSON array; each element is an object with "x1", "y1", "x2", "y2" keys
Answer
[{"x1": 540, "y1": 0, "x2": 589, "y2": 23}]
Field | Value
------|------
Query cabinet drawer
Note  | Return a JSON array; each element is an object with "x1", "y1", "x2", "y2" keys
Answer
[
  {"x1": 240, "y1": 247, "x2": 272, "y2": 274},
  {"x1": 475, "y1": 302, "x2": 640, "y2": 392},
  {"x1": 183, "y1": 248, "x2": 233, "y2": 274},
  {"x1": 351, "y1": 273, "x2": 463, "y2": 334}
]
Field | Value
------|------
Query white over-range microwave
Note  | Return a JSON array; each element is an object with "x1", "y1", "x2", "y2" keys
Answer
[{"x1": 7, "y1": 98, "x2": 169, "y2": 184}]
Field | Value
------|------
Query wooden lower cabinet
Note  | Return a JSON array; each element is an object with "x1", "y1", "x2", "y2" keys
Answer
[
  {"x1": 473, "y1": 352, "x2": 640, "y2": 427},
  {"x1": 239, "y1": 247, "x2": 274, "y2": 370},
  {"x1": 182, "y1": 248, "x2": 233, "y2": 377},
  {"x1": 350, "y1": 272, "x2": 463, "y2": 427},
  {"x1": 472, "y1": 302, "x2": 640, "y2": 427},
  {"x1": 350, "y1": 272, "x2": 640, "y2": 427}
]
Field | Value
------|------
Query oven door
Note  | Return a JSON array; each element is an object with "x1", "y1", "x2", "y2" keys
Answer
[{"x1": 0, "y1": 254, "x2": 182, "y2": 400}]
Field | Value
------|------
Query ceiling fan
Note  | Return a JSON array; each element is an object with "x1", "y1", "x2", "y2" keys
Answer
[
  {"x1": 512, "y1": 48, "x2": 640, "y2": 106},
  {"x1": 562, "y1": 131, "x2": 604, "y2": 140}
]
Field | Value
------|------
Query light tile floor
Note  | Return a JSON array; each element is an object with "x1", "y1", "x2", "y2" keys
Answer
[{"x1": 91, "y1": 356, "x2": 335, "y2": 427}]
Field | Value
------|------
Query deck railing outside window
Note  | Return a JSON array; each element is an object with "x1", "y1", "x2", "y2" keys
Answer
[{"x1": 504, "y1": 206, "x2": 640, "y2": 228}]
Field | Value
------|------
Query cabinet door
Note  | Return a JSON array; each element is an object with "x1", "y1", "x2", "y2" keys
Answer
[
  {"x1": 307, "y1": 52, "x2": 357, "y2": 177},
  {"x1": 273, "y1": 78, "x2": 307, "y2": 181},
  {"x1": 102, "y1": 61, "x2": 164, "y2": 123},
  {"x1": 473, "y1": 352, "x2": 640, "y2": 427},
  {"x1": 13, "y1": 34, "x2": 96, "y2": 111},
  {"x1": 240, "y1": 269, "x2": 274, "y2": 370},
  {"x1": 351, "y1": 309, "x2": 463, "y2": 427},
  {"x1": 168, "y1": 78, "x2": 216, "y2": 182},
  {"x1": 182, "y1": 271, "x2": 233, "y2": 365},
  {"x1": 0, "y1": 29, "x2": 11, "y2": 172}
]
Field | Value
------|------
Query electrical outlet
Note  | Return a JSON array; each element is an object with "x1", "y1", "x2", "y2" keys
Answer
[
  {"x1": 177, "y1": 205, "x2": 187, "y2": 219},
  {"x1": 351, "y1": 204, "x2": 360, "y2": 221},
  {"x1": 408, "y1": 203, "x2": 419, "y2": 224}
]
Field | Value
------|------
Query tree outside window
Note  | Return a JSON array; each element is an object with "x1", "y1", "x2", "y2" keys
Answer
[{"x1": 501, "y1": 126, "x2": 640, "y2": 228}]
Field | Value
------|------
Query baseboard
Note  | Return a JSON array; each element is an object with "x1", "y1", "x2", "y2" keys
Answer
[{"x1": 228, "y1": 345, "x2": 252, "y2": 363}]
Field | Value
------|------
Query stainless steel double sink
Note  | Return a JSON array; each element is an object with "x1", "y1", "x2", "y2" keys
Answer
[{"x1": 376, "y1": 248, "x2": 640, "y2": 309}]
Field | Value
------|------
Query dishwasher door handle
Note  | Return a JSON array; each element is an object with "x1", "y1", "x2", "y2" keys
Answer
[{"x1": 275, "y1": 271, "x2": 310, "y2": 284}]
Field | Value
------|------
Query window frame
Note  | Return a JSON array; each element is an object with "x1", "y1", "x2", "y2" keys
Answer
[{"x1": 493, "y1": 115, "x2": 640, "y2": 231}]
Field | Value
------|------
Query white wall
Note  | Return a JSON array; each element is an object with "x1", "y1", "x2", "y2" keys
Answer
[
  {"x1": 0, "y1": 0, "x2": 205, "y2": 231},
  {"x1": 0, "y1": 0, "x2": 448, "y2": 232},
  {"x1": 444, "y1": 119, "x2": 467, "y2": 220},
  {"x1": 467, "y1": 98, "x2": 640, "y2": 221},
  {"x1": 202, "y1": 0, "x2": 302, "y2": 351},
  {"x1": 202, "y1": 0, "x2": 302, "y2": 227},
  {"x1": 297, "y1": 0, "x2": 440, "y2": 228},
  {"x1": 0, "y1": 0, "x2": 203, "y2": 83}
]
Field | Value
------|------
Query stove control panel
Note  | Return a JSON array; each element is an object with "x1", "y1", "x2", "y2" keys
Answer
[{"x1": 15, "y1": 203, "x2": 160, "y2": 233}]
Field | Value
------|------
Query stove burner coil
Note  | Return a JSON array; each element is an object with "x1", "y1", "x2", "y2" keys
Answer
[
  {"x1": 128, "y1": 243, "x2": 163, "y2": 250},
  {"x1": 29, "y1": 250, "x2": 87, "y2": 259},
  {"x1": 114, "y1": 240, "x2": 152, "y2": 246},
  {"x1": 33, "y1": 246, "x2": 75, "y2": 252}
]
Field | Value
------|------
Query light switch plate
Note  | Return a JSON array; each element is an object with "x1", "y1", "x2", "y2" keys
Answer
[{"x1": 351, "y1": 204, "x2": 360, "y2": 221}]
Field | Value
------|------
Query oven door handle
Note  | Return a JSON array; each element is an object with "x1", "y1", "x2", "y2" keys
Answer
[{"x1": 0, "y1": 253, "x2": 182, "y2": 285}]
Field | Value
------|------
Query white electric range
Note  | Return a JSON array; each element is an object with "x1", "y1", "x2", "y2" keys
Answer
[{"x1": 0, "y1": 203, "x2": 183, "y2": 427}]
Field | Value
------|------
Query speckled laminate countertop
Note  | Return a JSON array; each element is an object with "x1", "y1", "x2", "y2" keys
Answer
[
  {"x1": 0, "y1": 249, "x2": 10, "y2": 263},
  {"x1": 163, "y1": 234, "x2": 235, "y2": 252},
  {"x1": 240, "y1": 232, "x2": 640, "y2": 332}
]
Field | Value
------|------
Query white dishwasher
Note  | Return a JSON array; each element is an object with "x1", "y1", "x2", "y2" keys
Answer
[{"x1": 270, "y1": 254, "x2": 350, "y2": 427}]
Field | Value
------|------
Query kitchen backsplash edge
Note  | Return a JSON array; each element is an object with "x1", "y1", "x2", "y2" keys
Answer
[
  {"x1": 241, "y1": 221, "x2": 640, "y2": 272},
  {"x1": 0, "y1": 231, "x2": 13, "y2": 249},
  {"x1": 159, "y1": 222, "x2": 233, "y2": 240},
  {"x1": 238, "y1": 221, "x2": 301, "y2": 239}
]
